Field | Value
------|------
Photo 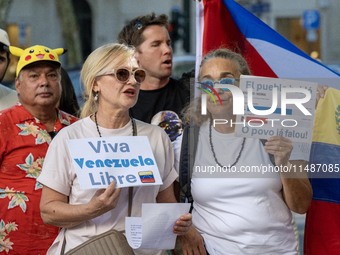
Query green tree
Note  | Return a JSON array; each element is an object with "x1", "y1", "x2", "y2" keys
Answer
[
  {"x1": 55, "y1": 0, "x2": 82, "y2": 68},
  {"x1": 0, "y1": 0, "x2": 12, "y2": 28}
]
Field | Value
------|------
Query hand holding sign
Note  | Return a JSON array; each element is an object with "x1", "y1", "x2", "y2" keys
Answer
[
  {"x1": 88, "y1": 181, "x2": 121, "y2": 216},
  {"x1": 263, "y1": 136, "x2": 293, "y2": 166}
]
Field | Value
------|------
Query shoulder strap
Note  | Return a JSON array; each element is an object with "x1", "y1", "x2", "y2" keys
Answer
[
  {"x1": 128, "y1": 187, "x2": 133, "y2": 216},
  {"x1": 179, "y1": 125, "x2": 199, "y2": 204},
  {"x1": 128, "y1": 118, "x2": 136, "y2": 216}
]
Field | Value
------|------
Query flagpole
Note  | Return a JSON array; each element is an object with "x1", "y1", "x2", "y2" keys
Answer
[{"x1": 195, "y1": 0, "x2": 204, "y2": 98}]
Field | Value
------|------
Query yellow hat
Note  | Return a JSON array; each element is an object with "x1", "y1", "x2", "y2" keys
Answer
[{"x1": 10, "y1": 45, "x2": 66, "y2": 76}]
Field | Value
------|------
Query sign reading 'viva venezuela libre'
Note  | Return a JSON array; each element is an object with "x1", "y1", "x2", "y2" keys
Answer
[{"x1": 68, "y1": 136, "x2": 162, "y2": 189}]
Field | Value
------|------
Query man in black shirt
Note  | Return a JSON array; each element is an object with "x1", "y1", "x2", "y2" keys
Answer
[
  {"x1": 118, "y1": 13, "x2": 190, "y2": 123},
  {"x1": 118, "y1": 13, "x2": 192, "y2": 203}
]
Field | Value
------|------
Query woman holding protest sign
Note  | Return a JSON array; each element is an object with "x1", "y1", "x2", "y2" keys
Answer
[
  {"x1": 177, "y1": 48, "x2": 312, "y2": 255},
  {"x1": 38, "y1": 43, "x2": 191, "y2": 255}
]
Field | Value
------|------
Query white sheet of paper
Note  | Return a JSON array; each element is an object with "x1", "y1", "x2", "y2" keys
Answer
[
  {"x1": 125, "y1": 203, "x2": 191, "y2": 250},
  {"x1": 68, "y1": 136, "x2": 162, "y2": 189}
]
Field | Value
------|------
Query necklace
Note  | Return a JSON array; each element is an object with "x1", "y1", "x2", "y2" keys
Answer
[
  {"x1": 94, "y1": 112, "x2": 136, "y2": 137},
  {"x1": 209, "y1": 118, "x2": 245, "y2": 168}
]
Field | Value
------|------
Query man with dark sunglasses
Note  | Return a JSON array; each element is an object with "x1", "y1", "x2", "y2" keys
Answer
[
  {"x1": 118, "y1": 13, "x2": 190, "y2": 124},
  {"x1": 0, "y1": 28, "x2": 18, "y2": 110}
]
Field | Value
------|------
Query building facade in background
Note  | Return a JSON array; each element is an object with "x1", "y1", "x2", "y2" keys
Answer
[{"x1": 2, "y1": 0, "x2": 340, "y2": 81}]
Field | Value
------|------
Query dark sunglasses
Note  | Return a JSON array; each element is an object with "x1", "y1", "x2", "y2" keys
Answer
[{"x1": 98, "y1": 68, "x2": 146, "y2": 83}]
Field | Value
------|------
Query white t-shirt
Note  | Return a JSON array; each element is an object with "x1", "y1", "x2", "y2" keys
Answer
[
  {"x1": 191, "y1": 121, "x2": 298, "y2": 255},
  {"x1": 38, "y1": 117, "x2": 177, "y2": 255}
]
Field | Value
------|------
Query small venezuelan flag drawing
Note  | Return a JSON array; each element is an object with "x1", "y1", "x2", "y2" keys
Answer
[{"x1": 138, "y1": 171, "x2": 155, "y2": 183}]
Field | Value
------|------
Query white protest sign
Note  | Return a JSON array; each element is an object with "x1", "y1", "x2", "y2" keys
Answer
[
  {"x1": 234, "y1": 75, "x2": 317, "y2": 143},
  {"x1": 68, "y1": 136, "x2": 162, "y2": 189}
]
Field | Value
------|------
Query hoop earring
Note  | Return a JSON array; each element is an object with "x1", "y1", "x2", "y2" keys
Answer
[{"x1": 94, "y1": 92, "x2": 99, "y2": 102}]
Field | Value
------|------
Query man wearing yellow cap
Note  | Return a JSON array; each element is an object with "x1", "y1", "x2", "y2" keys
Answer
[{"x1": 0, "y1": 45, "x2": 78, "y2": 254}]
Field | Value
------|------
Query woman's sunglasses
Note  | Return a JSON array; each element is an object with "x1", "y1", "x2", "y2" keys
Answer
[{"x1": 98, "y1": 68, "x2": 146, "y2": 83}]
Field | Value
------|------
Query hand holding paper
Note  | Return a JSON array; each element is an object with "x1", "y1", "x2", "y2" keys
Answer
[
  {"x1": 173, "y1": 212, "x2": 192, "y2": 235},
  {"x1": 125, "y1": 203, "x2": 191, "y2": 250}
]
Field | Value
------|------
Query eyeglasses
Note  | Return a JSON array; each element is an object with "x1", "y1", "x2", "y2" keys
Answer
[
  {"x1": 198, "y1": 77, "x2": 239, "y2": 92},
  {"x1": 98, "y1": 68, "x2": 146, "y2": 83}
]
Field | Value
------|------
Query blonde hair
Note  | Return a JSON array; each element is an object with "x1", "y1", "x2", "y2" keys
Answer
[
  {"x1": 80, "y1": 43, "x2": 135, "y2": 118},
  {"x1": 183, "y1": 48, "x2": 251, "y2": 126}
]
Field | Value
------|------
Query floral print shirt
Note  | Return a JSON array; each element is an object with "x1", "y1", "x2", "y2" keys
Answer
[{"x1": 0, "y1": 104, "x2": 78, "y2": 254}]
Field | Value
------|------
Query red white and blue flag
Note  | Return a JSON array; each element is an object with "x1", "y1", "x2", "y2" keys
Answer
[
  {"x1": 195, "y1": 0, "x2": 340, "y2": 92},
  {"x1": 195, "y1": 0, "x2": 340, "y2": 254}
]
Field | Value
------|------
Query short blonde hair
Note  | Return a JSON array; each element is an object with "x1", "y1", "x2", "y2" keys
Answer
[{"x1": 80, "y1": 43, "x2": 135, "y2": 118}]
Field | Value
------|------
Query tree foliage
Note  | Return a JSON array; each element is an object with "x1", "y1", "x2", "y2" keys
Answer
[
  {"x1": 0, "y1": 0, "x2": 12, "y2": 28},
  {"x1": 55, "y1": 0, "x2": 82, "y2": 68}
]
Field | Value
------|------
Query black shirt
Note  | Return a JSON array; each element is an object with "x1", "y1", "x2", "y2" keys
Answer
[{"x1": 130, "y1": 78, "x2": 190, "y2": 123}]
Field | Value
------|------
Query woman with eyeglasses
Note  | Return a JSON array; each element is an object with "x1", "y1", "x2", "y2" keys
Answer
[
  {"x1": 177, "y1": 48, "x2": 312, "y2": 255},
  {"x1": 37, "y1": 43, "x2": 192, "y2": 255}
]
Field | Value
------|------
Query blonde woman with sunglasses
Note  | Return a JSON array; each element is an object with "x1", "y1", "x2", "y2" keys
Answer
[{"x1": 38, "y1": 43, "x2": 192, "y2": 255}]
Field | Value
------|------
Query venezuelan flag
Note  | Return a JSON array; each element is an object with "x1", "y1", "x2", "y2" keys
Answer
[
  {"x1": 304, "y1": 88, "x2": 340, "y2": 254},
  {"x1": 138, "y1": 171, "x2": 155, "y2": 183}
]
